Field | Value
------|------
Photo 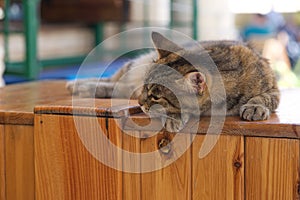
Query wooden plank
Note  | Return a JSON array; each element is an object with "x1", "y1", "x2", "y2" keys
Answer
[
  {"x1": 140, "y1": 131, "x2": 191, "y2": 200},
  {"x1": 125, "y1": 114, "x2": 300, "y2": 139},
  {"x1": 246, "y1": 137, "x2": 300, "y2": 199},
  {"x1": 0, "y1": 125, "x2": 5, "y2": 200},
  {"x1": 35, "y1": 115, "x2": 122, "y2": 200},
  {"x1": 120, "y1": 129, "x2": 141, "y2": 200},
  {"x1": 34, "y1": 98, "x2": 141, "y2": 118},
  {"x1": 5, "y1": 125, "x2": 34, "y2": 200},
  {"x1": 192, "y1": 135, "x2": 244, "y2": 199},
  {"x1": 0, "y1": 81, "x2": 70, "y2": 125}
]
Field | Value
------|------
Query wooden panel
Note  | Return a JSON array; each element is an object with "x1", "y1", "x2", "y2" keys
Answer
[
  {"x1": 35, "y1": 115, "x2": 122, "y2": 200},
  {"x1": 5, "y1": 125, "x2": 34, "y2": 200},
  {"x1": 246, "y1": 137, "x2": 300, "y2": 199},
  {"x1": 120, "y1": 129, "x2": 141, "y2": 200},
  {"x1": 140, "y1": 132, "x2": 191, "y2": 200},
  {"x1": 192, "y1": 135, "x2": 244, "y2": 199},
  {"x1": 0, "y1": 125, "x2": 5, "y2": 200}
]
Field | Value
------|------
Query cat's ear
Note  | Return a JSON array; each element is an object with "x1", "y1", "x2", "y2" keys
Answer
[
  {"x1": 151, "y1": 32, "x2": 183, "y2": 59},
  {"x1": 176, "y1": 72, "x2": 207, "y2": 94}
]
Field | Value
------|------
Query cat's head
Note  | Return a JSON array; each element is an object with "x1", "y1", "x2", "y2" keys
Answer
[{"x1": 138, "y1": 32, "x2": 210, "y2": 118}]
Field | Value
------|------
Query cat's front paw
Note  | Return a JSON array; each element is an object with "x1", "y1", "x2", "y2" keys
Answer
[
  {"x1": 240, "y1": 104, "x2": 270, "y2": 121},
  {"x1": 164, "y1": 114, "x2": 189, "y2": 132}
]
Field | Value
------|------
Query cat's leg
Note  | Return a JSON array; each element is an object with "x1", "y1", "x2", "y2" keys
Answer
[
  {"x1": 76, "y1": 81, "x2": 116, "y2": 98},
  {"x1": 108, "y1": 61, "x2": 133, "y2": 82},
  {"x1": 240, "y1": 88, "x2": 280, "y2": 121},
  {"x1": 66, "y1": 61, "x2": 133, "y2": 97},
  {"x1": 75, "y1": 80, "x2": 136, "y2": 98},
  {"x1": 164, "y1": 113, "x2": 190, "y2": 132},
  {"x1": 66, "y1": 78, "x2": 99, "y2": 95}
]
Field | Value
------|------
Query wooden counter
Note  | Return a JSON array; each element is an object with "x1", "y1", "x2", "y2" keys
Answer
[{"x1": 1, "y1": 81, "x2": 300, "y2": 200}]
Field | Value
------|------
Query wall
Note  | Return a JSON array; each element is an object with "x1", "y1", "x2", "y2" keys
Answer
[{"x1": 198, "y1": 0, "x2": 236, "y2": 40}]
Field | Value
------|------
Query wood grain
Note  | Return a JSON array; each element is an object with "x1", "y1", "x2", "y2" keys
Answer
[
  {"x1": 119, "y1": 127, "x2": 141, "y2": 200},
  {"x1": 0, "y1": 81, "x2": 70, "y2": 125},
  {"x1": 35, "y1": 115, "x2": 122, "y2": 200},
  {"x1": 0, "y1": 125, "x2": 5, "y2": 200},
  {"x1": 245, "y1": 137, "x2": 300, "y2": 200},
  {"x1": 124, "y1": 114, "x2": 300, "y2": 139},
  {"x1": 35, "y1": 98, "x2": 142, "y2": 118},
  {"x1": 140, "y1": 132, "x2": 191, "y2": 200},
  {"x1": 192, "y1": 135, "x2": 244, "y2": 199},
  {"x1": 5, "y1": 125, "x2": 34, "y2": 200}
]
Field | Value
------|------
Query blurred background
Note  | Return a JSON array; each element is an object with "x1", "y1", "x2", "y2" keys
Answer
[{"x1": 0, "y1": 0, "x2": 300, "y2": 87}]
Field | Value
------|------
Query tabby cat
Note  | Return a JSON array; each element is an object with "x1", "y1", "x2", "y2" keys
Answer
[{"x1": 67, "y1": 32, "x2": 280, "y2": 132}]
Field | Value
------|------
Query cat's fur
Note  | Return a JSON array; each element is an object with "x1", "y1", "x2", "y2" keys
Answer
[
  {"x1": 67, "y1": 32, "x2": 280, "y2": 132},
  {"x1": 67, "y1": 51, "x2": 156, "y2": 98}
]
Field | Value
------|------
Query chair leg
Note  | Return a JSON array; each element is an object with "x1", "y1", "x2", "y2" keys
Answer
[{"x1": 24, "y1": 0, "x2": 40, "y2": 79}]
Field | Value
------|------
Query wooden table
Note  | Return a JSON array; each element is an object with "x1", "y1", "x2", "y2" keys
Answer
[{"x1": 0, "y1": 81, "x2": 300, "y2": 200}]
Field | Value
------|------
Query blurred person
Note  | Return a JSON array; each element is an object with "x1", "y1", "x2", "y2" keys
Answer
[
  {"x1": 241, "y1": 12, "x2": 300, "y2": 87},
  {"x1": 241, "y1": 14, "x2": 274, "y2": 41},
  {"x1": 276, "y1": 16, "x2": 300, "y2": 69}
]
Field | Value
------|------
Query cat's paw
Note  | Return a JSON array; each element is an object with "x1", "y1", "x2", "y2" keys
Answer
[
  {"x1": 77, "y1": 83, "x2": 109, "y2": 98},
  {"x1": 240, "y1": 104, "x2": 270, "y2": 121},
  {"x1": 77, "y1": 84, "x2": 96, "y2": 98},
  {"x1": 66, "y1": 81, "x2": 78, "y2": 95},
  {"x1": 164, "y1": 114, "x2": 189, "y2": 132},
  {"x1": 66, "y1": 80, "x2": 93, "y2": 96},
  {"x1": 66, "y1": 81, "x2": 109, "y2": 98},
  {"x1": 66, "y1": 81, "x2": 96, "y2": 97}
]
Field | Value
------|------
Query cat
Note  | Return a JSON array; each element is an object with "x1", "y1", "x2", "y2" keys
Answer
[{"x1": 67, "y1": 32, "x2": 280, "y2": 132}]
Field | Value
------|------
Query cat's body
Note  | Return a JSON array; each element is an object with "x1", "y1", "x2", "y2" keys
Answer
[{"x1": 67, "y1": 32, "x2": 280, "y2": 132}]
